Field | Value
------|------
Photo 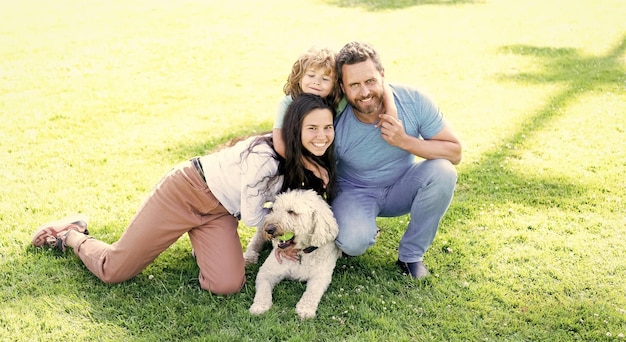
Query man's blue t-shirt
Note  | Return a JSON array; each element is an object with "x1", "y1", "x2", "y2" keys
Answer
[{"x1": 333, "y1": 84, "x2": 445, "y2": 188}]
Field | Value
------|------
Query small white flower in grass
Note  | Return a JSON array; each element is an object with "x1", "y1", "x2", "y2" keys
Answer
[
  {"x1": 617, "y1": 333, "x2": 624, "y2": 338},
  {"x1": 607, "y1": 332, "x2": 612, "y2": 337},
  {"x1": 594, "y1": 313, "x2": 599, "y2": 317},
  {"x1": 148, "y1": 275, "x2": 154, "y2": 280}
]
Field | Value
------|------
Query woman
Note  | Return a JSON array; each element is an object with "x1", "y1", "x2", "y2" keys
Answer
[{"x1": 31, "y1": 94, "x2": 336, "y2": 295}]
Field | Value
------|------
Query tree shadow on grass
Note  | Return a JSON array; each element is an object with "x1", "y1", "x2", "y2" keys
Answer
[
  {"x1": 324, "y1": 0, "x2": 480, "y2": 11},
  {"x1": 425, "y1": 34, "x2": 626, "y2": 337},
  {"x1": 449, "y1": 32, "x2": 626, "y2": 221}
]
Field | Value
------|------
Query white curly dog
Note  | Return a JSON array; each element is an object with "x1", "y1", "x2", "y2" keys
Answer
[{"x1": 244, "y1": 189, "x2": 341, "y2": 319}]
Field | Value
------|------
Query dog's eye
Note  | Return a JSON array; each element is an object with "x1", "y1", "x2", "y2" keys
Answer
[{"x1": 287, "y1": 210, "x2": 297, "y2": 216}]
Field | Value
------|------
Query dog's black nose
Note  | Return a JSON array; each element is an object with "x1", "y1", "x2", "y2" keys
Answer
[{"x1": 264, "y1": 224, "x2": 277, "y2": 235}]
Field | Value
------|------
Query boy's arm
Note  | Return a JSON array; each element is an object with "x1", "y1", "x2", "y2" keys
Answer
[
  {"x1": 383, "y1": 82, "x2": 397, "y2": 118},
  {"x1": 375, "y1": 82, "x2": 397, "y2": 129},
  {"x1": 273, "y1": 128, "x2": 287, "y2": 159}
]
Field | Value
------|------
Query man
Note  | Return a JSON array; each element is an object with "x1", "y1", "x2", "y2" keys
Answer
[{"x1": 332, "y1": 41, "x2": 462, "y2": 278}]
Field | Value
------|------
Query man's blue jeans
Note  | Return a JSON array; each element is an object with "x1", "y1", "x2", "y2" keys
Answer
[{"x1": 332, "y1": 159, "x2": 458, "y2": 263}]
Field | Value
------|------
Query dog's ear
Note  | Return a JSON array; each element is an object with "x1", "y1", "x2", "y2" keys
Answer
[{"x1": 310, "y1": 201, "x2": 339, "y2": 247}]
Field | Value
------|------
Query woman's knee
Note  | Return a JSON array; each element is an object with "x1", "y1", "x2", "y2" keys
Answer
[
  {"x1": 99, "y1": 271, "x2": 135, "y2": 284},
  {"x1": 199, "y1": 273, "x2": 245, "y2": 295}
]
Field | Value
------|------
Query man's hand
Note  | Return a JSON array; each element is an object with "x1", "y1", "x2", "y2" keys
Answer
[{"x1": 378, "y1": 114, "x2": 407, "y2": 147}]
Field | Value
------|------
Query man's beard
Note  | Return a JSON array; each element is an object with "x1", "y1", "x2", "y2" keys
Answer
[{"x1": 349, "y1": 94, "x2": 383, "y2": 116}]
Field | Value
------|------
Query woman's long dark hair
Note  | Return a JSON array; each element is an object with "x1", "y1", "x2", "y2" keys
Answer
[
  {"x1": 244, "y1": 94, "x2": 336, "y2": 203},
  {"x1": 280, "y1": 93, "x2": 336, "y2": 202}
]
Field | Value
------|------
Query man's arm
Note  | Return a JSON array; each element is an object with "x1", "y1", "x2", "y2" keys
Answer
[{"x1": 379, "y1": 115, "x2": 462, "y2": 165}]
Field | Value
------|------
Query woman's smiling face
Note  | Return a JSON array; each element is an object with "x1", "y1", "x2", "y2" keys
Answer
[{"x1": 300, "y1": 108, "x2": 334, "y2": 156}]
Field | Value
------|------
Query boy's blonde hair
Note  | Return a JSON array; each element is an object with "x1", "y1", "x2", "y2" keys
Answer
[{"x1": 283, "y1": 47, "x2": 342, "y2": 109}]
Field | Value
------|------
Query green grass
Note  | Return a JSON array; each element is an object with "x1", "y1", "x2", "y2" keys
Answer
[{"x1": 1, "y1": 0, "x2": 625, "y2": 340}]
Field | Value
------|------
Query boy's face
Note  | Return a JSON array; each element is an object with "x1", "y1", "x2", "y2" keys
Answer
[{"x1": 300, "y1": 67, "x2": 334, "y2": 98}]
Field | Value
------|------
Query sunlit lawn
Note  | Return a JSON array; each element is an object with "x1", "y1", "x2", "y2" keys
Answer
[{"x1": 1, "y1": 0, "x2": 625, "y2": 340}]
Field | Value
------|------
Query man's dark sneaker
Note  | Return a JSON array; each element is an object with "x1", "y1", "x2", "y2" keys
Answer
[{"x1": 396, "y1": 259, "x2": 429, "y2": 279}]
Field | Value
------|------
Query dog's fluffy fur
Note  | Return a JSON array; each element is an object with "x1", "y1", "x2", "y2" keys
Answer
[{"x1": 244, "y1": 189, "x2": 341, "y2": 319}]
